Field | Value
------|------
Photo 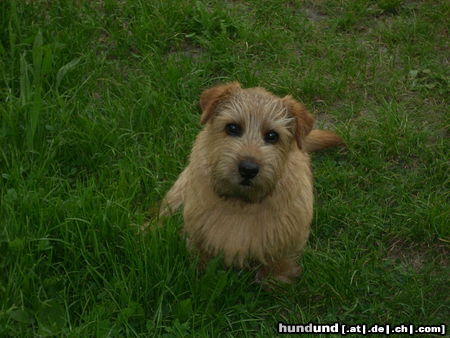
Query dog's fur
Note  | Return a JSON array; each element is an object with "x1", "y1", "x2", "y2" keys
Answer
[{"x1": 160, "y1": 82, "x2": 342, "y2": 283}]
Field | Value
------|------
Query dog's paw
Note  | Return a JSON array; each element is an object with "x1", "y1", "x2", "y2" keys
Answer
[
  {"x1": 255, "y1": 260, "x2": 302, "y2": 286},
  {"x1": 285, "y1": 263, "x2": 302, "y2": 278}
]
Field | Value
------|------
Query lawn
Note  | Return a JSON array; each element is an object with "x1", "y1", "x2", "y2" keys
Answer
[{"x1": 0, "y1": 0, "x2": 448, "y2": 336}]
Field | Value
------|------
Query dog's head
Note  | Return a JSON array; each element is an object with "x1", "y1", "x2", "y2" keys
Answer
[{"x1": 199, "y1": 82, "x2": 314, "y2": 203}]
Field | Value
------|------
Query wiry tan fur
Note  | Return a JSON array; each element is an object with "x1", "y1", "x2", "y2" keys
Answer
[{"x1": 160, "y1": 82, "x2": 343, "y2": 283}]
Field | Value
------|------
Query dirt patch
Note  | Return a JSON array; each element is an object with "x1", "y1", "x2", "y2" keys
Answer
[
  {"x1": 283, "y1": 0, "x2": 329, "y2": 23},
  {"x1": 426, "y1": 127, "x2": 448, "y2": 145},
  {"x1": 302, "y1": 5, "x2": 327, "y2": 23},
  {"x1": 313, "y1": 110, "x2": 339, "y2": 129},
  {"x1": 224, "y1": 0, "x2": 252, "y2": 12},
  {"x1": 168, "y1": 41, "x2": 204, "y2": 61},
  {"x1": 386, "y1": 154, "x2": 421, "y2": 171},
  {"x1": 385, "y1": 238, "x2": 449, "y2": 272}
]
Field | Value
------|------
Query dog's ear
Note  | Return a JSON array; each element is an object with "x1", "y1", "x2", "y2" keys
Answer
[
  {"x1": 282, "y1": 95, "x2": 314, "y2": 149},
  {"x1": 200, "y1": 82, "x2": 241, "y2": 124}
]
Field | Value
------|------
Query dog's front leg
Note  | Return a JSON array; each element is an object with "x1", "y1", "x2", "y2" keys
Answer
[{"x1": 159, "y1": 167, "x2": 189, "y2": 217}]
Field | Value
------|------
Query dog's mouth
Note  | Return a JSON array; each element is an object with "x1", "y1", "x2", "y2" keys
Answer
[
  {"x1": 213, "y1": 177, "x2": 271, "y2": 203},
  {"x1": 239, "y1": 179, "x2": 252, "y2": 186}
]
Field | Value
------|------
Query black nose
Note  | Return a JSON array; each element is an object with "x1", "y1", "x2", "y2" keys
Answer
[{"x1": 238, "y1": 160, "x2": 259, "y2": 180}]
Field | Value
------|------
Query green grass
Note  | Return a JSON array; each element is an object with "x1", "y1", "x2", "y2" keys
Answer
[{"x1": 1, "y1": 0, "x2": 448, "y2": 336}]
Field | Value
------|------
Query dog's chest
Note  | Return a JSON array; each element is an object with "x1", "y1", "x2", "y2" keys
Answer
[{"x1": 183, "y1": 187, "x2": 311, "y2": 266}]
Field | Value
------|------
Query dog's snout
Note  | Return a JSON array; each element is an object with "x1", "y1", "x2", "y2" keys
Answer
[{"x1": 238, "y1": 160, "x2": 259, "y2": 179}]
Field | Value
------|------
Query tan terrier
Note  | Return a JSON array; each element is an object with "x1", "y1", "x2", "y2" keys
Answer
[{"x1": 160, "y1": 82, "x2": 342, "y2": 283}]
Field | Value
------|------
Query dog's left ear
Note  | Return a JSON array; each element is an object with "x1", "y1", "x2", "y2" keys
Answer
[
  {"x1": 200, "y1": 82, "x2": 241, "y2": 124},
  {"x1": 282, "y1": 95, "x2": 314, "y2": 149}
]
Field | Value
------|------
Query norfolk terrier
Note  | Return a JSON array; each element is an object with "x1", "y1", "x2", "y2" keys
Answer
[{"x1": 160, "y1": 82, "x2": 342, "y2": 283}]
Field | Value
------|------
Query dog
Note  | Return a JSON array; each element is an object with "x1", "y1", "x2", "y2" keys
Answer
[{"x1": 159, "y1": 82, "x2": 342, "y2": 283}]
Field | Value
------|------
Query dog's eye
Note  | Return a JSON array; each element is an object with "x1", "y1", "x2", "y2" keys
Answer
[
  {"x1": 264, "y1": 130, "x2": 279, "y2": 144},
  {"x1": 225, "y1": 123, "x2": 242, "y2": 137}
]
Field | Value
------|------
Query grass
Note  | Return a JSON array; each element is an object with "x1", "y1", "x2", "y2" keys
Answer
[{"x1": 0, "y1": 0, "x2": 448, "y2": 336}]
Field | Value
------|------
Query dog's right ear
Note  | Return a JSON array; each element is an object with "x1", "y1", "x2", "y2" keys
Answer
[
  {"x1": 282, "y1": 95, "x2": 314, "y2": 150},
  {"x1": 200, "y1": 82, "x2": 241, "y2": 124}
]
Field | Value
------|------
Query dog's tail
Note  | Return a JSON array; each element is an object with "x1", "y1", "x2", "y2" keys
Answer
[{"x1": 304, "y1": 130, "x2": 343, "y2": 152}]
